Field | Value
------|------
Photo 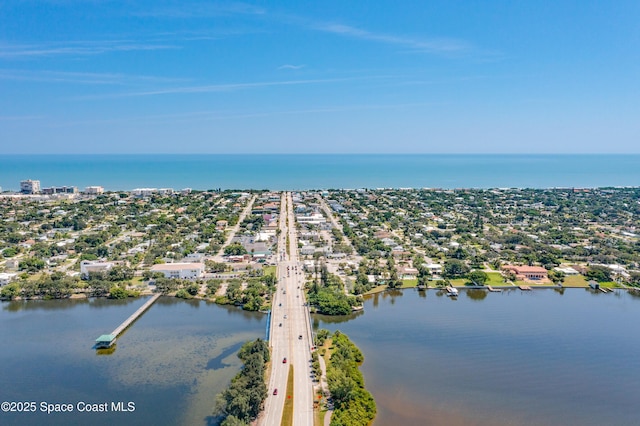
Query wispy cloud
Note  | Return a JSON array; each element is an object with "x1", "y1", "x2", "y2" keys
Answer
[
  {"x1": 53, "y1": 101, "x2": 445, "y2": 127},
  {"x1": 0, "y1": 69, "x2": 187, "y2": 85},
  {"x1": 0, "y1": 39, "x2": 178, "y2": 59},
  {"x1": 133, "y1": 2, "x2": 266, "y2": 19},
  {"x1": 72, "y1": 77, "x2": 359, "y2": 100},
  {"x1": 313, "y1": 22, "x2": 469, "y2": 53},
  {"x1": 277, "y1": 64, "x2": 305, "y2": 70},
  {"x1": 0, "y1": 115, "x2": 44, "y2": 122}
]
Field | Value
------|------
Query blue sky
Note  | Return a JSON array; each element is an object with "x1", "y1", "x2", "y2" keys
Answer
[{"x1": 1, "y1": 0, "x2": 638, "y2": 154}]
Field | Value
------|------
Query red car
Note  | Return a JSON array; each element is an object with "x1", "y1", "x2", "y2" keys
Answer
[
  {"x1": 273, "y1": 388, "x2": 278, "y2": 395},
  {"x1": 282, "y1": 357, "x2": 287, "y2": 363}
]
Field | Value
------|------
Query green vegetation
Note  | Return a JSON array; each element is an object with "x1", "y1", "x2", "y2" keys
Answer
[
  {"x1": 215, "y1": 273, "x2": 276, "y2": 311},
  {"x1": 563, "y1": 275, "x2": 589, "y2": 287},
  {"x1": 224, "y1": 243, "x2": 248, "y2": 256},
  {"x1": 585, "y1": 265, "x2": 613, "y2": 282},
  {"x1": 108, "y1": 286, "x2": 129, "y2": 299},
  {"x1": 467, "y1": 270, "x2": 488, "y2": 285},
  {"x1": 215, "y1": 339, "x2": 270, "y2": 426},
  {"x1": 280, "y1": 365, "x2": 294, "y2": 426},
  {"x1": 323, "y1": 330, "x2": 376, "y2": 426},
  {"x1": 307, "y1": 263, "x2": 360, "y2": 315}
]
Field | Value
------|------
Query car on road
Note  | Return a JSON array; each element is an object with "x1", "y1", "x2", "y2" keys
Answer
[
  {"x1": 273, "y1": 389, "x2": 278, "y2": 395},
  {"x1": 282, "y1": 357, "x2": 287, "y2": 363},
  {"x1": 298, "y1": 335, "x2": 302, "y2": 340}
]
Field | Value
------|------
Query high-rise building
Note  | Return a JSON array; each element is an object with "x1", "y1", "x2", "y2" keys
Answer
[
  {"x1": 20, "y1": 179, "x2": 41, "y2": 194},
  {"x1": 84, "y1": 186, "x2": 105, "y2": 195},
  {"x1": 42, "y1": 186, "x2": 78, "y2": 195}
]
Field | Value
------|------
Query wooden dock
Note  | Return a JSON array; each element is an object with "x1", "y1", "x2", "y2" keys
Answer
[
  {"x1": 110, "y1": 293, "x2": 161, "y2": 336},
  {"x1": 518, "y1": 285, "x2": 532, "y2": 291},
  {"x1": 95, "y1": 293, "x2": 162, "y2": 348},
  {"x1": 487, "y1": 286, "x2": 502, "y2": 292}
]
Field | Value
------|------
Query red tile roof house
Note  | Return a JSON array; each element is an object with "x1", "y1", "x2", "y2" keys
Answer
[{"x1": 502, "y1": 265, "x2": 549, "y2": 282}]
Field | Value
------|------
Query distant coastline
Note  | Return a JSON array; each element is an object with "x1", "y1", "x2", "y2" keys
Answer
[{"x1": 2, "y1": 154, "x2": 640, "y2": 191}]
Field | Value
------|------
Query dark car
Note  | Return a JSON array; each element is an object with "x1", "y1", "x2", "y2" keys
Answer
[
  {"x1": 273, "y1": 388, "x2": 278, "y2": 395},
  {"x1": 282, "y1": 357, "x2": 287, "y2": 363}
]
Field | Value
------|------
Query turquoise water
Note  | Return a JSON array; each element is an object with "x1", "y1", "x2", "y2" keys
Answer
[
  {"x1": 2, "y1": 154, "x2": 639, "y2": 191},
  {"x1": 314, "y1": 289, "x2": 640, "y2": 426},
  {"x1": 0, "y1": 297, "x2": 265, "y2": 426}
]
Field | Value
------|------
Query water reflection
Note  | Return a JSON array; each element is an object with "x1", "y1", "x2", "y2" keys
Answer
[
  {"x1": 0, "y1": 297, "x2": 265, "y2": 426},
  {"x1": 314, "y1": 289, "x2": 640, "y2": 426},
  {"x1": 95, "y1": 346, "x2": 117, "y2": 356},
  {"x1": 312, "y1": 310, "x2": 363, "y2": 328},
  {"x1": 2, "y1": 296, "x2": 140, "y2": 312},
  {"x1": 465, "y1": 289, "x2": 487, "y2": 301},
  {"x1": 206, "y1": 341, "x2": 245, "y2": 370}
]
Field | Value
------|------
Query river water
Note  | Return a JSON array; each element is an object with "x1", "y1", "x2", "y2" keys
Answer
[
  {"x1": 0, "y1": 297, "x2": 266, "y2": 426},
  {"x1": 2, "y1": 290, "x2": 639, "y2": 425},
  {"x1": 313, "y1": 288, "x2": 640, "y2": 426}
]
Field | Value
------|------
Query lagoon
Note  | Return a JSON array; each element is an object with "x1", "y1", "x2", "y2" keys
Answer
[
  {"x1": 0, "y1": 297, "x2": 266, "y2": 426},
  {"x1": 314, "y1": 288, "x2": 640, "y2": 426}
]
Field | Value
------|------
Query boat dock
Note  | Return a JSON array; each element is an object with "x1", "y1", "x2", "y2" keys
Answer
[
  {"x1": 95, "y1": 293, "x2": 161, "y2": 348},
  {"x1": 445, "y1": 286, "x2": 459, "y2": 296},
  {"x1": 487, "y1": 286, "x2": 502, "y2": 292},
  {"x1": 518, "y1": 285, "x2": 532, "y2": 291}
]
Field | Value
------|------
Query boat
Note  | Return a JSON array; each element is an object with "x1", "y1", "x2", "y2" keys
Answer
[{"x1": 445, "y1": 286, "x2": 458, "y2": 297}]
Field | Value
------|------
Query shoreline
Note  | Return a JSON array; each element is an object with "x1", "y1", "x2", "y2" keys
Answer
[{"x1": 363, "y1": 283, "x2": 633, "y2": 296}]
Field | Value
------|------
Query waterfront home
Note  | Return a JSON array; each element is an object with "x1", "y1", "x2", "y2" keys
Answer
[
  {"x1": 80, "y1": 260, "x2": 115, "y2": 279},
  {"x1": 555, "y1": 266, "x2": 579, "y2": 276},
  {"x1": 397, "y1": 266, "x2": 418, "y2": 279},
  {"x1": 502, "y1": 265, "x2": 548, "y2": 281}
]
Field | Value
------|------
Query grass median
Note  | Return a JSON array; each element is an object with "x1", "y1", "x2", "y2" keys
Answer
[{"x1": 281, "y1": 364, "x2": 294, "y2": 426}]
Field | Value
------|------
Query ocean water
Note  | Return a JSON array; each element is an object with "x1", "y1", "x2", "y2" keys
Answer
[{"x1": 1, "y1": 154, "x2": 639, "y2": 191}]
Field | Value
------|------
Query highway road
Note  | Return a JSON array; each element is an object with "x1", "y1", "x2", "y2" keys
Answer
[{"x1": 261, "y1": 192, "x2": 314, "y2": 426}]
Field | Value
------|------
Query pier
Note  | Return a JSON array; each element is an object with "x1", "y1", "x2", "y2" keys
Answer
[{"x1": 95, "y1": 293, "x2": 161, "y2": 348}]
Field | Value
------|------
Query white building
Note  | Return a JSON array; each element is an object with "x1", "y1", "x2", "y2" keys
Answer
[
  {"x1": 150, "y1": 262, "x2": 205, "y2": 280},
  {"x1": 424, "y1": 263, "x2": 443, "y2": 275},
  {"x1": 555, "y1": 266, "x2": 579, "y2": 276},
  {"x1": 20, "y1": 179, "x2": 41, "y2": 194},
  {"x1": 131, "y1": 188, "x2": 157, "y2": 197},
  {"x1": 296, "y1": 213, "x2": 326, "y2": 224},
  {"x1": 84, "y1": 186, "x2": 104, "y2": 195},
  {"x1": 0, "y1": 273, "x2": 18, "y2": 286},
  {"x1": 80, "y1": 260, "x2": 115, "y2": 278}
]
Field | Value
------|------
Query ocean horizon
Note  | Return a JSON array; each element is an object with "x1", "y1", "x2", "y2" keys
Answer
[{"x1": 1, "y1": 154, "x2": 639, "y2": 191}]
